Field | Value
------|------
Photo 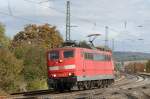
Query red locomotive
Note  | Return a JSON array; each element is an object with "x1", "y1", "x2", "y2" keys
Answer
[
  {"x1": 47, "y1": 42, "x2": 114, "y2": 91},
  {"x1": 47, "y1": 1, "x2": 114, "y2": 91}
]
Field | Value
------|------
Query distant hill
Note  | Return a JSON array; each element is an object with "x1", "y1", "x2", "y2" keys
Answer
[{"x1": 113, "y1": 51, "x2": 150, "y2": 61}]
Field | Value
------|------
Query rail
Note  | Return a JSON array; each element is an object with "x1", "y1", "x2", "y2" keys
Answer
[
  {"x1": 5, "y1": 73, "x2": 150, "y2": 99},
  {"x1": 138, "y1": 72, "x2": 150, "y2": 76}
]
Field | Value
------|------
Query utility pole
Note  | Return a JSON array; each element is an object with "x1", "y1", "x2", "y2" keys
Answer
[
  {"x1": 105, "y1": 26, "x2": 109, "y2": 48},
  {"x1": 124, "y1": 21, "x2": 127, "y2": 29},
  {"x1": 66, "y1": 1, "x2": 71, "y2": 41},
  {"x1": 112, "y1": 39, "x2": 115, "y2": 51}
]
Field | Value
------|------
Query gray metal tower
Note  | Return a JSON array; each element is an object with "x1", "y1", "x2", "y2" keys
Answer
[
  {"x1": 66, "y1": 1, "x2": 71, "y2": 41},
  {"x1": 105, "y1": 26, "x2": 109, "y2": 47}
]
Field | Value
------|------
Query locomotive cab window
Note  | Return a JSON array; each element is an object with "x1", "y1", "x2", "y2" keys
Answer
[
  {"x1": 84, "y1": 53, "x2": 94, "y2": 60},
  {"x1": 49, "y1": 51, "x2": 59, "y2": 60},
  {"x1": 94, "y1": 54, "x2": 105, "y2": 61},
  {"x1": 105, "y1": 55, "x2": 111, "y2": 61},
  {"x1": 64, "y1": 50, "x2": 74, "y2": 58}
]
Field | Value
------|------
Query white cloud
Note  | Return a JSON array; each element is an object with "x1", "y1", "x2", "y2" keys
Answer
[
  {"x1": 14, "y1": 0, "x2": 62, "y2": 17},
  {"x1": 0, "y1": 0, "x2": 150, "y2": 52}
]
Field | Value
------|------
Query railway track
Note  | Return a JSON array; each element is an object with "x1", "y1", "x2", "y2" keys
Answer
[
  {"x1": 8, "y1": 73, "x2": 150, "y2": 99},
  {"x1": 92, "y1": 73, "x2": 150, "y2": 99}
]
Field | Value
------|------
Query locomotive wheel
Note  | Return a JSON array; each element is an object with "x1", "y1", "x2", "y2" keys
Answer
[
  {"x1": 105, "y1": 80, "x2": 108, "y2": 88},
  {"x1": 101, "y1": 80, "x2": 104, "y2": 88},
  {"x1": 83, "y1": 81, "x2": 88, "y2": 90},
  {"x1": 77, "y1": 84, "x2": 81, "y2": 90},
  {"x1": 103, "y1": 80, "x2": 108, "y2": 88},
  {"x1": 103, "y1": 80, "x2": 107, "y2": 88},
  {"x1": 77, "y1": 79, "x2": 114, "y2": 90},
  {"x1": 98, "y1": 80, "x2": 102, "y2": 88},
  {"x1": 108, "y1": 80, "x2": 111, "y2": 85},
  {"x1": 77, "y1": 82, "x2": 83, "y2": 90},
  {"x1": 90, "y1": 81, "x2": 94, "y2": 89},
  {"x1": 87, "y1": 81, "x2": 91, "y2": 89},
  {"x1": 96, "y1": 81, "x2": 99, "y2": 87},
  {"x1": 112, "y1": 79, "x2": 115, "y2": 84},
  {"x1": 83, "y1": 81, "x2": 91, "y2": 90}
]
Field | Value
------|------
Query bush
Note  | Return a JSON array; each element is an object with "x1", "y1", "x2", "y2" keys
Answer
[
  {"x1": 146, "y1": 60, "x2": 150, "y2": 73},
  {"x1": 0, "y1": 48, "x2": 23, "y2": 93},
  {"x1": 12, "y1": 45, "x2": 47, "y2": 91},
  {"x1": 26, "y1": 79, "x2": 47, "y2": 91},
  {"x1": 10, "y1": 24, "x2": 64, "y2": 91}
]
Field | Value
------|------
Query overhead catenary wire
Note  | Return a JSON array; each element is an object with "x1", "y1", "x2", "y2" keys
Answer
[
  {"x1": 0, "y1": 0, "x2": 61, "y2": 23},
  {"x1": 22, "y1": 1, "x2": 101, "y2": 24},
  {"x1": 23, "y1": 0, "x2": 65, "y2": 14},
  {"x1": 23, "y1": 0, "x2": 123, "y2": 34},
  {"x1": 0, "y1": 0, "x2": 136, "y2": 40},
  {"x1": 0, "y1": 11, "x2": 45, "y2": 23},
  {"x1": 38, "y1": 0, "x2": 52, "y2": 4},
  {"x1": 0, "y1": 0, "x2": 138, "y2": 45},
  {"x1": 8, "y1": 0, "x2": 13, "y2": 15},
  {"x1": 0, "y1": 0, "x2": 146, "y2": 52},
  {"x1": 0, "y1": 0, "x2": 139, "y2": 38},
  {"x1": 23, "y1": 0, "x2": 98, "y2": 25}
]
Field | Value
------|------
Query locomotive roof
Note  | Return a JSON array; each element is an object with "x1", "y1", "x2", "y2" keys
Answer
[{"x1": 49, "y1": 47, "x2": 112, "y2": 54}]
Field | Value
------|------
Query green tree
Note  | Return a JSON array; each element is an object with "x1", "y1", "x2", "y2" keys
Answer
[
  {"x1": 146, "y1": 60, "x2": 150, "y2": 73},
  {"x1": 12, "y1": 43, "x2": 48, "y2": 91},
  {"x1": 0, "y1": 48, "x2": 23, "y2": 93},
  {"x1": 18, "y1": 45, "x2": 47, "y2": 90},
  {"x1": 0, "y1": 23, "x2": 5, "y2": 40},
  {"x1": 12, "y1": 44, "x2": 47, "y2": 91},
  {"x1": 0, "y1": 22, "x2": 22, "y2": 94},
  {"x1": 11, "y1": 24, "x2": 64, "y2": 90},
  {"x1": 0, "y1": 23, "x2": 10, "y2": 47}
]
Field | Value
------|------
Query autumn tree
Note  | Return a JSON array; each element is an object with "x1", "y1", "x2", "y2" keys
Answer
[
  {"x1": 124, "y1": 62, "x2": 145, "y2": 73},
  {"x1": 15, "y1": 45, "x2": 47, "y2": 90},
  {"x1": 11, "y1": 24, "x2": 63, "y2": 49},
  {"x1": 0, "y1": 48, "x2": 23, "y2": 93},
  {"x1": 146, "y1": 60, "x2": 150, "y2": 73},
  {"x1": 11, "y1": 24, "x2": 64, "y2": 90},
  {"x1": 0, "y1": 23, "x2": 10, "y2": 47},
  {"x1": 0, "y1": 22, "x2": 23, "y2": 94}
]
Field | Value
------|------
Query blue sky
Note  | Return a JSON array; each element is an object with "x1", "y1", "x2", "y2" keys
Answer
[{"x1": 0, "y1": 0, "x2": 150, "y2": 52}]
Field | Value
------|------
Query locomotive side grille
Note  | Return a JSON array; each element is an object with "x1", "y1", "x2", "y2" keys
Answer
[
  {"x1": 64, "y1": 65, "x2": 75, "y2": 69},
  {"x1": 49, "y1": 66, "x2": 59, "y2": 70},
  {"x1": 49, "y1": 65, "x2": 75, "y2": 71}
]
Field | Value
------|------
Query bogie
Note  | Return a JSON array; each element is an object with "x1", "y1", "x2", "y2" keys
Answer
[{"x1": 76, "y1": 79, "x2": 113, "y2": 91}]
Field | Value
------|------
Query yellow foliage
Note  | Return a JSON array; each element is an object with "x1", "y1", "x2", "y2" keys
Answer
[
  {"x1": 26, "y1": 79, "x2": 48, "y2": 91},
  {"x1": 11, "y1": 24, "x2": 63, "y2": 49},
  {"x1": 0, "y1": 48, "x2": 23, "y2": 93}
]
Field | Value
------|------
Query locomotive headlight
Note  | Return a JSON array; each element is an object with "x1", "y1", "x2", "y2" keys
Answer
[
  {"x1": 53, "y1": 74, "x2": 56, "y2": 77},
  {"x1": 59, "y1": 59, "x2": 63, "y2": 63},
  {"x1": 69, "y1": 73, "x2": 72, "y2": 76}
]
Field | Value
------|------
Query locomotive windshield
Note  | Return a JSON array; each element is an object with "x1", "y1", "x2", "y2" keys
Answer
[
  {"x1": 64, "y1": 50, "x2": 74, "y2": 58},
  {"x1": 49, "y1": 51, "x2": 59, "y2": 59}
]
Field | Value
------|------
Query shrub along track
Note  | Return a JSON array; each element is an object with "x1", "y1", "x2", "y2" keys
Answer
[{"x1": 8, "y1": 73, "x2": 150, "y2": 99}]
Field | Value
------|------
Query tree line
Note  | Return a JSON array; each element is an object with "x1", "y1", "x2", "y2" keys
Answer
[{"x1": 0, "y1": 23, "x2": 63, "y2": 94}]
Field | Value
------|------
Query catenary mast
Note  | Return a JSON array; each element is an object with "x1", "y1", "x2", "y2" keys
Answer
[{"x1": 66, "y1": 1, "x2": 71, "y2": 41}]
